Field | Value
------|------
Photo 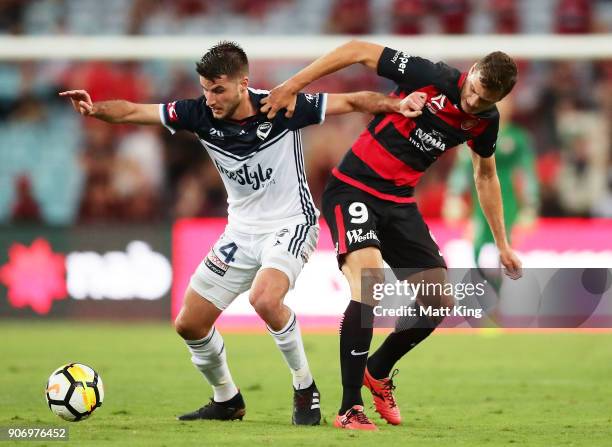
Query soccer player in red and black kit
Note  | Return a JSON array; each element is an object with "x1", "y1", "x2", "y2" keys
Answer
[{"x1": 262, "y1": 40, "x2": 523, "y2": 430}]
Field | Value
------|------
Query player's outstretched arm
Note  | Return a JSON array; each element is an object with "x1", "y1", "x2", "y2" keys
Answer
[
  {"x1": 261, "y1": 40, "x2": 384, "y2": 119},
  {"x1": 59, "y1": 90, "x2": 161, "y2": 125},
  {"x1": 471, "y1": 152, "x2": 523, "y2": 279},
  {"x1": 324, "y1": 91, "x2": 425, "y2": 117}
]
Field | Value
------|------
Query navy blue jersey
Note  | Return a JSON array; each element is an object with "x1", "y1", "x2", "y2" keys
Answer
[{"x1": 160, "y1": 88, "x2": 327, "y2": 232}]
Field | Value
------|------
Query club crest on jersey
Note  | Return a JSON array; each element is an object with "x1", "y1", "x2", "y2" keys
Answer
[
  {"x1": 257, "y1": 122, "x2": 272, "y2": 140},
  {"x1": 426, "y1": 94, "x2": 447, "y2": 114},
  {"x1": 461, "y1": 118, "x2": 479, "y2": 130},
  {"x1": 167, "y1": 101, "x2": 178, "y2": 122}
]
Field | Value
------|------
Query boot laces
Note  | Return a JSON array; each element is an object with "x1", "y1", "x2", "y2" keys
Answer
[
  {"x1": 382, "y1": 369, "x2": 399, "y2": 408},
  {"x1": 347, "y1": 407, "x2": 371, "y2": 425}
]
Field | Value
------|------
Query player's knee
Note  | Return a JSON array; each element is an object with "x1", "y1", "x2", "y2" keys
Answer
[
  {"x1": 249, "y1": 289, "x2": 282, "y2": 318},
  {"x1": 361, "y1": 268, "x2": 386, "y2": 305},
  {"x1": 365, "y1": 268, "x2": 386, "y2": 287},
  {"x1": 440, "y1": 293, "x2": 455, "y2": 310},
  {"x1": 173, "y1": 314, "x2": 191, "y2": 339},
  {"x1": 249, "y1": 270, "x2": 288, "y2": 316},
  {"x1": 342, "y1": 264, "x2": 385, "y2": 304},
  {"x1": 174, "y1": 313, "x2": 211, "y2": 341}
]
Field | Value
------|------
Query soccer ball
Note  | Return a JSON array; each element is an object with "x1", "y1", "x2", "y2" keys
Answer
[{"x1": 45, "y1": 363, "x2": 104, "y2": 422}]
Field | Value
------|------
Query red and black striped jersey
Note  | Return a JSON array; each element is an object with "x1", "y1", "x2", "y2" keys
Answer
[{"x1": 333, "y1": 46, "x2": 500, "y2": 203}]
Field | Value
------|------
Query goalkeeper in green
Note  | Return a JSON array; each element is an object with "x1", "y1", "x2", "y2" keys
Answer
[{"x1": 444, "y1": 97, "x2": 539, "y2": 267}]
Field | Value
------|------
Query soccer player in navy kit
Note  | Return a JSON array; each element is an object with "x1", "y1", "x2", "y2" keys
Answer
[
  {"x1": 60, "y1": 41, "x2": 422, "y2": 426},
  {"x1": 263, "y1": 40, "x2": 523, "y2": 430}
]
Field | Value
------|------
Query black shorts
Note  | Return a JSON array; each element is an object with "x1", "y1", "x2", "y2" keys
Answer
[{"x1": 322, "y1": 176, "x2": 447, "y2": 270}]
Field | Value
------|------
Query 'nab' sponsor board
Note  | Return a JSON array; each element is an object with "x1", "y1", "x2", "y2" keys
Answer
[
  {"x1": 67, "y1": 241, "x2": 172, "y2": 300},
  {"x1": 1, "y1": 238, "x2": 172, "y2": 315}
]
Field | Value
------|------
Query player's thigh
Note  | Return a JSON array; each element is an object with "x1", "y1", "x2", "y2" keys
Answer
[
  {"x1": 379, "y1": 205, "x2": 450, "y2": 315},
  {"x1": 392, "y1": 266, "x2": 451, "y2": 329},
  {"x1": 257, "y1": 222, "x2": 320, "y2": 295},
  {"x1": 403, "y1": 267, "x2": 453, "y2": 309},
  {"x1": 322, "y1": 179, "x2": 383, "y2": 279},
  {"x1": 380, "y1": 203, "x2": 447, "y2": 272},
  {"x1": 322, "y1": 180, "x2": 388, "y2": 302},
  {"x1": 190, "y1": 230, "x2": 259, "y2": 311}
]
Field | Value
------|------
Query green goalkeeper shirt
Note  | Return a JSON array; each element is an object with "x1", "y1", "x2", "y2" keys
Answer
[{"x1": 448, "y1": 122, "x2": 539, "y2": 229}]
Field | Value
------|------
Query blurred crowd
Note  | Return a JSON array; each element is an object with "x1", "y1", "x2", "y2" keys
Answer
[
  {"x1": 2, "y1": 0, "x2": 612, "y2": 35},
  {"x1": 0, "y1": 0, "x2": 611, "y2": 225}
]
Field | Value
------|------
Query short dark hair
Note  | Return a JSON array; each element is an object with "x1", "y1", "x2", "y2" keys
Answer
[
  {"x1": 475, "y1": 51, "x2": 518, "y2": 97},
  {"x1": 196, "y1": 41, "x2": 249, "y2": 80}
]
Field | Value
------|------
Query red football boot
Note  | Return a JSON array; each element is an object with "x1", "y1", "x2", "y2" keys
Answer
[
  {"x1": 363, "y1": 368, "x2": 401, "y2": 425},
  {"x1": 333, "y1": 405, "x2": 378, "y2": 431}
]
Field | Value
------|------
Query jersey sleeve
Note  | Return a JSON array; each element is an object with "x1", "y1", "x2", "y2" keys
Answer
[
  {"x1": 159, "y1": 98, "x2": 205, "y2": 134},
  {"x1": 279, "y1": 92, "x2": 327, "y2": 131},
  {"x1": 468, "y1": 118, "x2": 499, "y2": 158},
  {"x1": 377, "y1": 47, "x2": 447, "y2": 90}
]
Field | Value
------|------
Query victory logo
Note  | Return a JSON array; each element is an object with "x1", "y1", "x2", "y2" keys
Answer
[{"x1": 257, "y1": 122, "x2": 272, "y2": 140}]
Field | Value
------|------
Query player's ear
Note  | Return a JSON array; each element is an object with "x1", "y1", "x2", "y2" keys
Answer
[{"x1": 239, "y1": 76, "x2": 249, "y2": 92}]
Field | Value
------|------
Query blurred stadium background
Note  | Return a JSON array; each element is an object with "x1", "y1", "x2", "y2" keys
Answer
[
  {"x1": 1, "y1": 0, "x2": 611, "y2": 323},
  {"x1": 1, "y1": 1, "x2": 611, "y2": 444}
]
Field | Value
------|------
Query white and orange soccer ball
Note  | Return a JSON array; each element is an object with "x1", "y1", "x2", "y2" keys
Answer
[{"x1": 45, "y1": 363, "x2": 104, "y2": 421}]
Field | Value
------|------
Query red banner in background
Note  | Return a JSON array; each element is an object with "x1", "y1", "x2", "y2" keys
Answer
[
  {"x1": 172, "y1": 218, "x2": 612, "y2": 324},
  {"x1": 0, "y1": 225, "x2": 172, "y2": 318}
]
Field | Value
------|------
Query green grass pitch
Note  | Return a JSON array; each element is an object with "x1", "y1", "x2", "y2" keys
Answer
[{"x1": 1, "y1": 321, "x2": 611, "y2": 446}]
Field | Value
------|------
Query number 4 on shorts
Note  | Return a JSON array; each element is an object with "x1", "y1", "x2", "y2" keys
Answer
[{"x1": 219, "y1": 242, "x2": 238, "y2": 264}]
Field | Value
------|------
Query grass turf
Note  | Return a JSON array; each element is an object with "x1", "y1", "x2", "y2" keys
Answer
[{"x1": 0, "y1": 321, "x2": 611, "y2": 446}]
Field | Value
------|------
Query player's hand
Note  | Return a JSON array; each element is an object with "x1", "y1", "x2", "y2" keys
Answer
[
  {"x1": 260, "y1": 82, "x2": 298, "y2": 119},
  {"x1": 398, "y1": 92, "x2": 426, "y2": 118},
  {"x1": 499, "y1": 247, "x2": 522, "y2": 280},
  {"x1": 58, "y1": 89, "x2": 95, "y2": 116}
]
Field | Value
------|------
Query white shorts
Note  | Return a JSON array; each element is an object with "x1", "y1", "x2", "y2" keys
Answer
[{"x1": 189, "y1": 222, "x2": 319, "y2": 310}]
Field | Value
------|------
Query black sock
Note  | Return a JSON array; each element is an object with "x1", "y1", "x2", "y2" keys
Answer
[
  {"x1": 339, "y1": 300, "x2": 374, "y2": 415},
  {"x1": 367, "y1": 314, "x2": 437, "y2": 380}
]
